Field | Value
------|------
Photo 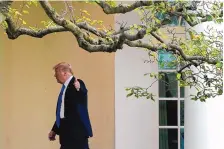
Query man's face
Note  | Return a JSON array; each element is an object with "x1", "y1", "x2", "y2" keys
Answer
[{"x1": 54, "y1": 68, "x2": 65, "y2": 84}]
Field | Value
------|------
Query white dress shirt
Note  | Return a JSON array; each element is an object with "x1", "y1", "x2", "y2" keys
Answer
[{"x1": 60, "y1": 75, "x2": 73, "y2": 118}]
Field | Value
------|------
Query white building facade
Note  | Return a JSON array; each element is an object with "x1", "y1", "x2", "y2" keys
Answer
[{"x1": 114, "y1": 8, "x2": 224, "y2": 149}]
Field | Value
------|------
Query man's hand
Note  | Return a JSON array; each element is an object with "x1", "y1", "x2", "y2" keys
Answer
[
  {"x1": 74, "y1": 78, "x2": 80, "y2": 91},
  {"x1": 48, "y1": 131, "x2": 56, "y2": 141}
]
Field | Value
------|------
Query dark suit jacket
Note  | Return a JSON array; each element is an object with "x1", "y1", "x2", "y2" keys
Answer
[{"x1": 51, "y1": 77, "x2": 93, "y2": 143}]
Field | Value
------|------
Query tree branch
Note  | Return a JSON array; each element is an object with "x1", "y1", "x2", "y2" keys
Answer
[
  {"x1": 3, "y1": 2, "x2": 148, "y2": 53},
  {"x1": 170, "y1": 9, "x2": 223, "y2": 27},
  {"x1": 150, "y1": 32, "x2": 165, "y2": 43},
  {"x1": 1, "y1": 1, "x2": 223, "y2": 65},
  {"x1": 4, "y1": 13, "x2": 107, "y2": 39},
  {"x1": 39, "y1": 1, "x2": 150, "y2": 53},
  {"x1": 39, "y1": 1, "x2": 64, "y2": 25},
  {"x1": 124, "y1": 37, "x2": 220, "y2": 65},
  {"x1": 168, "y1": 44, "x2": 220, "y2": 64},
  {"x1": 96, "y1": 1, "x2": 154, "y2": 14},
  {"x1": 4, "y1": 9, "x2": 67, "y2": 39},
  {"x1": 0, "y1": 1, "x2": 12, "y2": 14},
  {"x1": 124, "y1": 40, "x2": 158, "y2": 51},
  {"x1": 170, "y1": 12, "x2": 208, "y2": 27},
  {"x1": 77, "y1": 22, "x2": 104, "y2": 37},
  {"x1": 1, "y1": 1, "x2": 222, "y2": 101},
  {"x1": 39, "y1": 1, "x2": 116, "y2": 52},
  {"x1": 7, "y1": 26, "x2": 67, "y2": 39}
]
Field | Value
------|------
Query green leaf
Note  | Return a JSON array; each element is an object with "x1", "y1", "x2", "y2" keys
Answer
[
  {"x1": 126, "y1": 92, "x2": 133, "y2": 97},
  {"x1": 22, "y1": 10, "x2": 29, "y2": 14},
  {"x1": 162, "y1": 18, "x2": 172, "y2": 25},
  {"x1": 0, "y1": 13, "x2": 6, "y2": 24},
  {"x1": 29, "y1": 26, "x2": 39, "y2": 31},
  {"x1": 106, "y1": 1, "x2": 116, "y2": 7},
  {"x1": 155, "y1": 18, "x2": 161, "y2": 24},
  {"x1": 15, "y1": 11, "x2": 22, "y2": 16},
  {"x1": 177, "y1": 73, "x2": 181, "y2": 80},
  {"x1": 216, "y1": 62, "x2": 223, "y2": 68},
  {"x1": 218, "y1": 89, "x2": 223, "y2": 95},
  {"x1": 216, "y1": 18, "x2": 223, "y2": 23},
  {"x1": 1, "y1": 21, "x2": 8, "y2": 29},
  {"x1": 161, "y1": 43, "x2": 167, "y2": 49},
  {"x1": 159, "y1": 2, "x2": 165, "y2": 8},
  {"x1": 150, "y1": 52, "x2": 157, "y2": 58},
  {"x1": 85, "y1": 17, "x2": 91, "y2": 22},
  {"x1": 81, "y1": 10, "x2": 90, "y2": 16},
  {"x1": 206, "y1": 15, "x2": 213, "y2": 21},
  {"x1": 146, "y1": 28, "x2": 152, "y2": 34},
  {"x1": 191, "y1": 97, "x2": 197, "y2": 101},
  {"x1": 22, "y1": 20, "x2": 26, "y2": 25},
  {"x1": 97, "y1": 20, "x2": 103, "y2": 25},
  {"x1": 31, "y1": 0, "x2": 38, "y2": 7},
  {"x1": 125, "y1": 88, "x2": 131, "y2": 91},
  {"x1": 25, "y1": 4, "x2": 30, "y2": 8},
  {"x1": 91, "y1": 20, "x2": 97, "y2": 25}
]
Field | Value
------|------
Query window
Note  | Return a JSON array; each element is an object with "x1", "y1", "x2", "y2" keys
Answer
[
  {"x1": 155, "y1": 9, "x2": 185, "y2": 26},
  {"x1": 159, "y1": 129, "x2": 178, "y2": 149},
  {"x1": 159, "y1": 73, "x2": 178, "y2": 98},
  {"x1": 158, "y1": 50, "x2": 185, "y2": 149},
  {"x1": 158, "y1": 50, "x2": 177, "y2": 70}
]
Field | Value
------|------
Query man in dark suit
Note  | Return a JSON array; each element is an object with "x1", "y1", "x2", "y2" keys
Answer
[{"x1": 48, "y1": 62, "x2": 93, "y2": 149}]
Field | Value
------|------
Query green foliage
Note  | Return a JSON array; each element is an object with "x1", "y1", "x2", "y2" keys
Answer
[
  {"x1": 216, "y1": 62, "x2": 223, "y2": 69},
  {"x1": 0, "y1": 0, "x2": 39, "y2": 31},
  {"x1": 126, "y1": 87, "x2": 155, "y2": 100},
  {"x1": 0, "y1": 1, "x2": 223, "y2": 102},
  {"x1": 206, "y1": 15, "x2": 213, "y2": 21},
  {"x1": 41, "y1": 20, "x2": 56, "y2": 28},
  {"x1": 1, "y1": 20, "x2": 8, "y2": 30},
  {"x1": 27, "y1": 0, "x2": 38, "y2": 7},
  {"x1": 176, "y1": 73, "x2": 181, "y2": 80},
  {"x1": 105, "y1": 0, "x2": 116, "y2": 7}
]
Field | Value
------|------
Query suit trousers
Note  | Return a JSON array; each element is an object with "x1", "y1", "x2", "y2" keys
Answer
[
  {"x1": 59, "y1": 118, "x2": 89, "y2": 149},
  {"x1": 60, "y1": 138, "x2": 89, "y2": 149}
]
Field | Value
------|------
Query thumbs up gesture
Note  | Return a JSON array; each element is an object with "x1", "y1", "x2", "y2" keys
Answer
[{"x1": 74, "y1": 78, "x2": 80, "y2": 91}]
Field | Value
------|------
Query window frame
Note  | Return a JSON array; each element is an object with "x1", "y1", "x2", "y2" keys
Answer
[{"x1": 158, "y1": 51, "x2": 185, "y2": 149}]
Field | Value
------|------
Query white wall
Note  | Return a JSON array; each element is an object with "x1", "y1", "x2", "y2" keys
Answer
[{"x1": 115, "y1": 11, "x2": 159, "y2": 149}]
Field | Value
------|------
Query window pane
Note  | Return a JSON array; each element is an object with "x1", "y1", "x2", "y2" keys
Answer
[
  {"x1": 170, "y1": 16, "x2": 185, "y2": 26},
  {"x1": 180, "y1": 87, "x2": 185, "y2": 98},
  {"x1": 158, "y1": 50, "x2": 177, "y2": 70},
  {"x1": 155, "y1": 13, "x2": 185, "y2": 26},
  {"x1": 170, "y1": 16, "x2": 179, "y2": 26},
  {"x1": 159, "y1": 129, "x2": 178, "y2": 149},
  {"x1": 159, "y1": 100, "x2": 178, "y2": 126},
  {"x1": 180, "y1": 17, "x2": 186, "y2": 26},
  {"x1": 180, "y1": 128, "x2": 184, "y2": 149},
  {"x1": 180, "y1": 100, "x2": 184, "y2": 126},
  {"x1": 155, "y1": 12, "x2": 165, "y2": 20},
  {"x1": 159, "y1": 73, "x2": 178, "y2": 98}
]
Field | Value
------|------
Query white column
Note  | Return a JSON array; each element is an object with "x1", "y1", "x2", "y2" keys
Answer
[
  {"x1": 185, "y1": 90, "x2": 224, "y2": 149},
  {"x1": 185, "y1": 22, "x2": 223, "y2": 149},
  {"x1": 115, "y1": 11, "x2": 159, "y2": 149},
  {"x1": 206, "y1": 95, "x2": 224, "y2": 149},
  {"x1": 185, "y1": 86, "x2": 209, "y2": 149}
]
